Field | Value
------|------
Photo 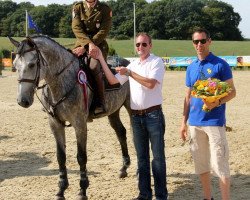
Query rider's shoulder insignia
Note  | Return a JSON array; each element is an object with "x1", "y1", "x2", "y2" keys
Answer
[
  {"x1": 72, "y1": 7, "x2": 80, "y2": 19},
  {"x1": 72, "y1": 9, "x2": 76, "y2": 18},
  {"x1": 72, "y1": 2, "x2": 82, "y2": 18}
]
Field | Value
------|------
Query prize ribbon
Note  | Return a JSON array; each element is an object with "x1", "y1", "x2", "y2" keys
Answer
[{"x1": 77, "y1": 70, "x2": 88, "y2": 111}]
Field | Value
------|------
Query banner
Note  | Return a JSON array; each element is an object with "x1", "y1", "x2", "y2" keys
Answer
[
  {"x1": 125, "y1": 56, "x2": 249, "y2": 68},
  {"x1": 219, "y1": 56, "x2": 237, "y2": 67},
  {"x1": 237, "y1": 56, "x2": 250, "y2": 66},
  {"x1": 162, "y1": 57, "x2": 170, "y2": 66},
  {"x1": 162, "y1": 56, "x2": 196, "y2": 67},
  {"x1": 162, "y1": 56, "x2": 237, "y2": 67}
]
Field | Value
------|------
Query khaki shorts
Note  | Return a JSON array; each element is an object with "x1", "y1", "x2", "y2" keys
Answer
[{"x1": 189, "y1": 126, "x2": 230, "y2": 178}]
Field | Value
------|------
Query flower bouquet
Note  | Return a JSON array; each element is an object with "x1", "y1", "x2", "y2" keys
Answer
[{"x1": 191, "y1": 78, "x2": 231, "y2": 112}]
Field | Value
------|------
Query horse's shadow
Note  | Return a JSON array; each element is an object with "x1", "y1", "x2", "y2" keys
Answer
[
  {"x1": 168, "y1": 173, "x2": 250, "y2": 199},
  {"x1": 0, "y1": 151, "x2": 100, "y2": 183}
]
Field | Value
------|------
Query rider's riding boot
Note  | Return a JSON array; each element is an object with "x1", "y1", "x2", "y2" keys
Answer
[{"x1": 94, "y1": 72, "x2": 106, "y2": 115}]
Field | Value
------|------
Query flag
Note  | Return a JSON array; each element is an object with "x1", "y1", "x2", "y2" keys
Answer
[{"x1": 28, "y1": 14, "x2": 41, "y2": 33}]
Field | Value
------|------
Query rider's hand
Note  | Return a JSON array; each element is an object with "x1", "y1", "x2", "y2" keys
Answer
[
  {"x1": 88, "y1": 43, "x2": 99, "y2": 58},
  {"x1": 72, "y1": 47, "x2": 86, "y2": 57},
  {"x1": 90, "y1": 46, "x2": 102, "y2": 61}
]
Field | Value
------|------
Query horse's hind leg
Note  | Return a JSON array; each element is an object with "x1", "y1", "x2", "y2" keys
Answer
[
  {"x1": 50, "y1": 121, "x2": 69, "y2": 200},
  {"x1": 108, "y1": 110, "x2": 130, "y2": 178}
]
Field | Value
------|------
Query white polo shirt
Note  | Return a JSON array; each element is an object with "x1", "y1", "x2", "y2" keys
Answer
[{"x1": 115, "y1": 54, "x2": 165, "y2": 110}]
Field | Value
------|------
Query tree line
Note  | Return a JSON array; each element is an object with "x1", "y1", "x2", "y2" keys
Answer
[{"x1": 0, "y1": 0, "x2": 244, "y2": 40}]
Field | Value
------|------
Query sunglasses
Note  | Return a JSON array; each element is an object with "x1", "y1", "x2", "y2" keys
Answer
[
  {"x1": 192, "y1": 39, "x2": 207, "y2": 45},
  {"x1": 136, "y1": 42, "x2": 148, "y2": 47}
]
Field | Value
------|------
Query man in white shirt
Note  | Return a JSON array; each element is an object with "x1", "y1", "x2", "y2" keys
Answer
[{"x1": 94, "y1": 32, "x2": 168, "y2": 200}]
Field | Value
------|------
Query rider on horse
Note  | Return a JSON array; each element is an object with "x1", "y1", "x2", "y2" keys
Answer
[{"x1": 72, "y1": 0, "x2": 112, "y2": 115}]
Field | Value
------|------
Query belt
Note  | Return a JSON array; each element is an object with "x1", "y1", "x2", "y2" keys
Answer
[{"x1": 131, "y1": 105, "x2": 161, "y2": 115}]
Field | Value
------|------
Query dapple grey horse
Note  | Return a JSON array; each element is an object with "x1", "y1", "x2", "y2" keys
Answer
[{"x1": 9, "y1": 35, "x2": 131, "y2": 200}]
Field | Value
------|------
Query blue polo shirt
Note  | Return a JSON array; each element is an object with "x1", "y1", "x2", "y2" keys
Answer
[{"x1": 186, "y1": 52, "x2": 232, "y2": 126}]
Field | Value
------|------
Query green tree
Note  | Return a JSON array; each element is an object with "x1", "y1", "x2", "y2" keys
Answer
[
  {"x1": 137, "y1": 0, "x2": 205, "y2": 40},
  {"x1": 108, "y1": 0, "x2": 243, "y2": 40},
  {"x1": 137, "y1": 1, "x2": 167, "y2": 39},
  {"x1": 0, "y1": 0, "x2": 244, "y2": 40},
  {"x1": 1, "y1": 2, "x2": 35, "y2": 37},
  {"x1": 0, "y1": 0, "x2": 18, "y2": 36},
  {"x1": 202, "y1": 0, "x2": 243, "y2": 40},
  {"x1": 0, "y1": 0, "x2": 17, "y2": 19},
  {"x1": 30, "y1": 4, "x2": 65, "y2": 37},
  {"x1": 108, "y1": 0, "x2": 148, "y2": 39},
  {"x1": 58, "y1": 5, "x2": 75, "y2": 38}
]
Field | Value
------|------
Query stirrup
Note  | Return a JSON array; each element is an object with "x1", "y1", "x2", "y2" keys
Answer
[{"x1": 94, "y1": 105, "x2": 106, "y2": 115}]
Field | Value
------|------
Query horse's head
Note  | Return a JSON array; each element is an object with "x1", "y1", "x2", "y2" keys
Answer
[{"x1": 9, "y1": 36, "x2": 43, "y2": 108}]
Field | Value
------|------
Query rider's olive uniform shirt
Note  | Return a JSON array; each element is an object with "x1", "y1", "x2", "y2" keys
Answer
[{"x1": 72, "y1": 1, "x2": 112, "y2": 58}]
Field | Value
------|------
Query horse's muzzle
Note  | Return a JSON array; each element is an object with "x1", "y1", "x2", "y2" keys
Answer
[{"x1": 17, "y1": 97, "x2": 32, "y2": 108}]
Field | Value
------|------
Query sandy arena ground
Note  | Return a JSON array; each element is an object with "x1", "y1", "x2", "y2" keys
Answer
[{"x1": 0, "y1": 70, "x2": 249, "y2": 200}]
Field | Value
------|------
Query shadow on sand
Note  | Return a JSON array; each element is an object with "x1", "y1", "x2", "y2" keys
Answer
[
  {"x1": 0, "y1": 151, "x2": 100, "y2": 183},
  {"x1": 168, "y1": 173, "x2": 250, "y2": 200}
]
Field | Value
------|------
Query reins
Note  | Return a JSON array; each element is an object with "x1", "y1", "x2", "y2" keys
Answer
[{"x1": 35, "y1": 84, "x2": 76, "y2": 127}]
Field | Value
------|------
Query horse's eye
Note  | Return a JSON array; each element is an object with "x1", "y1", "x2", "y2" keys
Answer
[{"x1": 28, "y1": 63, "x2": 35, "y2": 69}]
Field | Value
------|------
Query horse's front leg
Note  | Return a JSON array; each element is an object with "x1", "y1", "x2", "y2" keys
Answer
[
  {"x1": 50, "y1": 120, "x2": 68, "y2": 200},
  {"x1": 108, "y1": 110, "x2": 130, "y2": 178},
  {"x1": 75, "y1": 123, "x2": 89, "y2": 200}
]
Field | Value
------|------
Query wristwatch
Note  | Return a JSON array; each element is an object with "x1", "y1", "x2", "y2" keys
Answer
[{"x1": 125, "y1": 69, "x2": 131, "y2": 76}]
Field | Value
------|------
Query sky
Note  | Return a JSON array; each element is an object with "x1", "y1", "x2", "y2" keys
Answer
[{"x1": 12, "y1": 0, "x2": 250, "y2": 38}]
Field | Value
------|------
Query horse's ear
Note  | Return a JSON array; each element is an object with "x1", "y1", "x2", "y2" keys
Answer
[
  {"x1": 26, "y1": 37, "x2": 36, "y2": 48},
  {"x1": 8, "y1": 36, "x2": 20, "y2": 47}
]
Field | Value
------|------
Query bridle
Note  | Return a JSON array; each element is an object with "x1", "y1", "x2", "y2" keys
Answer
[
  {"x1": 17, "y1": 37, "x2": 75, "y2": 88},
  {"x1": 17, "y1": 37, "x2": 46, "y2": 88},
  {"x1": 16, "y1": 37, "x2": 77, "y2": 126}
]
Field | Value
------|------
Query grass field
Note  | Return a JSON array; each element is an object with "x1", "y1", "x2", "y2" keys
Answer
[{"x1": 1, "y1": 37, "x2": 250, "y2": 57}]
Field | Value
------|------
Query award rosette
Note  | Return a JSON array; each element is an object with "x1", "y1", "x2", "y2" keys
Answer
[{"x1": 77, "y1": 70, "x2": 88, "y2": 111}]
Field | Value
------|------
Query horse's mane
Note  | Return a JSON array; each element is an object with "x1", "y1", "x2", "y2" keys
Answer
[{"x1": 29, "y1": 34, "x2": 73, "y2": 54}]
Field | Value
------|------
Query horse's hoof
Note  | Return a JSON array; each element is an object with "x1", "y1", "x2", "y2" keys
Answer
[
  {"x1": 55, "y1": 195, "x2": 65, "y2": 200},
  {"x1": 119, "y1": 170, "x2": 128, "y2": 178},
  {"x1": 77, "y1": 195, "x2": 88, "y2": 200}
]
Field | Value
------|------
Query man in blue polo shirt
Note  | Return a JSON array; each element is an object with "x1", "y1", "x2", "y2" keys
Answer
[{"x1": 180, "y1": 28, "x2": 236, "y2": 200}]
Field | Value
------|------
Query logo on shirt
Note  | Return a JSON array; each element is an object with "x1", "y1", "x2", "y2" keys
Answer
[{"x1": 207, "y1": 68, "x2": 212, "y2": 74}]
